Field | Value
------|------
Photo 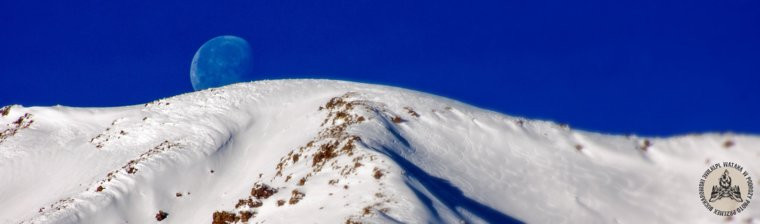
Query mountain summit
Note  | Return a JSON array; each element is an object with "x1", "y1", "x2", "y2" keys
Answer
[{"x1": 1, "y1": 80, "x2": 757, "y2": 223}]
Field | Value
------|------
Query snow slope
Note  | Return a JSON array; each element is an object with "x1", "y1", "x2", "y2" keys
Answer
[{"x1": 0, "y1": 79, "x2": 758, "y2": 224}]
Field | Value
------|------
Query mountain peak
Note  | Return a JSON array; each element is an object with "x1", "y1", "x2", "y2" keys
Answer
[{"x1": 1, "y1": 80, "x2": 757, "y2": 223}]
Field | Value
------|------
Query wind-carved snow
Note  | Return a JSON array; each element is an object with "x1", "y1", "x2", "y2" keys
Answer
[{"x1": 0, "y1": 80, "x2": 758, "y2": 224}]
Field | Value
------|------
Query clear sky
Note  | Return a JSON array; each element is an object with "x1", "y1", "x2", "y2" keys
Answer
[{"x1": 1, "y1": 0, "x2": 758, "y2": 136}]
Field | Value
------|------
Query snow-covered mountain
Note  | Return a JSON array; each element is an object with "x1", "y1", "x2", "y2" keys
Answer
[{"x1": 1, "y1": 80, "x2": 757, "y2": 224}]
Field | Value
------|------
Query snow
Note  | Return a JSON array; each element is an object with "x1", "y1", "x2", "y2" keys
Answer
[{"x1": 0, "y1": 79, "x2": 758, "y2": 224}]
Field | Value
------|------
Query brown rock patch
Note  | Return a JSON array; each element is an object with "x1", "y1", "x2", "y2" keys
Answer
[{"x1": 155, "y1": 210, "x2": 168, "y2": 221}]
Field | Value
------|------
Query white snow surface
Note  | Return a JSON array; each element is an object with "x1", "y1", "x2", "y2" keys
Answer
[{"x1": 0, "y1": 79, "x2": 758, "y2": 224}]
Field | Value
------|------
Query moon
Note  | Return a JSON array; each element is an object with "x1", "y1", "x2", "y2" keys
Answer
[{"x1": 190, "y1": 35, "x2": 253, "y2": 91}]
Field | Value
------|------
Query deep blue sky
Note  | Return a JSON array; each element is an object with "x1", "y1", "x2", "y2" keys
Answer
[{"x1": 1, "y1": 0, "x2": 758, "y2": 136}]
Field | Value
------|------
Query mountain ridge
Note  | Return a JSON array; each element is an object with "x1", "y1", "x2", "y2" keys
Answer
[{"x1": 1, "y1": 79, "x2": 758, "y2": 223}]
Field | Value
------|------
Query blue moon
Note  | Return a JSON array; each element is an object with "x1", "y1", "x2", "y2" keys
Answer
[{"x1": 190, "y1": 35, "x2": 253, "y2": 91}]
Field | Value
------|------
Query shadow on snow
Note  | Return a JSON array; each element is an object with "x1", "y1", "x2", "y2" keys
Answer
[{"x1": 373, "y1": 144, "x2": 522, "y2": 224}]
